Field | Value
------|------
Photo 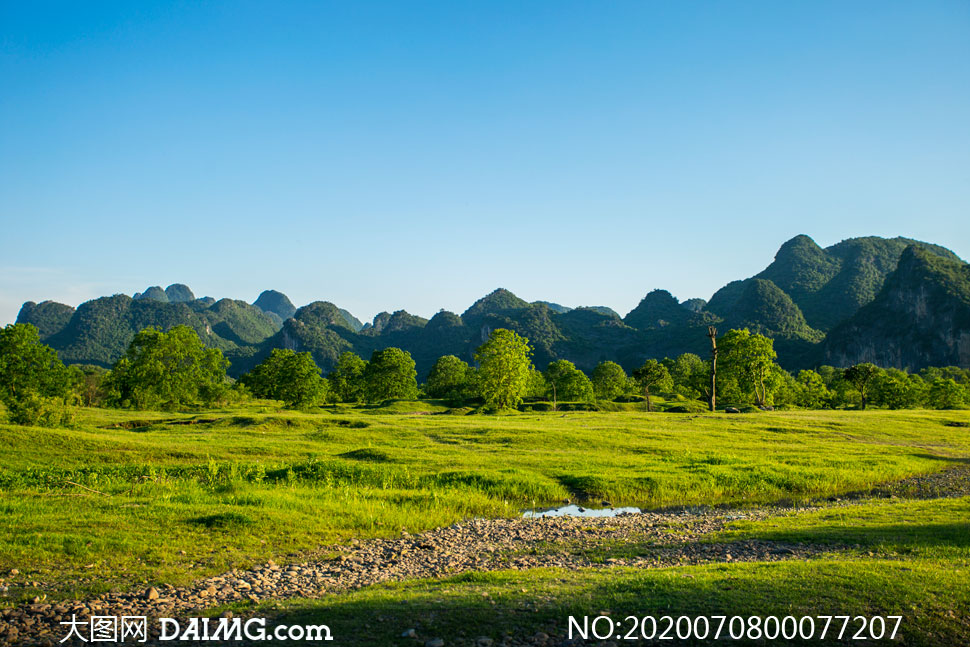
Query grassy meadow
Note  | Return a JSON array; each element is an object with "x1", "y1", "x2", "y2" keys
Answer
[
  {"x1": 255, "y1": 497, "x2": 970, "y2": 646},
  {"x1": 1, "y1": 400, "x2": 968, "y2": 608}
]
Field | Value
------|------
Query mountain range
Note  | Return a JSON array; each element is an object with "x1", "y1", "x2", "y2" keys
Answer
[{"x1": 15, "y1": 235, "x2": 970, "y2": 378}]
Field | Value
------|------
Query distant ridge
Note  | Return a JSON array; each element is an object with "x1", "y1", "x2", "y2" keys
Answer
[{"x1": 15, "y1": 235, "x2": 968, "y2": 376}]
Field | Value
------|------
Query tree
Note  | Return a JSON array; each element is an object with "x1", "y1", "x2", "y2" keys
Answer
[
  {"x1": 927, "y1": 378, "x2": 967, "y2": 410},
  {"x1": 475, "y1": 328, "x2": 533, "y2": 410},
  {"x1": 871, "y1": 369, "x2": 922, "y2": 410},
  {"x1": 363, "y1": 347, "x2": 418, "y2": 402},
  {"x1": 524, "y1": 368, "x2": 547, "y2": 400},
  {"x1": 241, "y1": 349, "x2": 329, "y2": 410},
  {"x1": 591, "y1": 361, "x2": 627, "y2": 401},
  {"x1": 920, "y1": 366, "x2": 970, "y2": 386},
  {"x1": 664, "y1": 353, "x2": 707, "y2": 400},
  {"x1": 632, "y1": 359, "x2": 672, "y2": 412},
  {"x1": 719, "y1": 329, "x2": 777, "y2": 406},
  {"x1": 544, "y1": 360, "x2": 570, "y2": 410},
  {"x1": 0, "y1": 323, "x2": 75, "y2": 401},
  {"x1": 73, "y1": 365, "x2": 109, "y2": 407},
  {"x1": 767, "y1": 365, "x2": 801, "y2": 408},
  {"x1": 0, "y1": 323, "x2": 77, "y2": 426},
  {"x1": 328, "y1": 351, "x2": 368, "y2": 402},
  {"x1": 707, "y1": 326, "x2": 718, "y2": 412},
  {"x1": 425, "y1": 355, "x2": 470, "y2": 401},
  {"x1": 543, "y1": 360, "x2": 593, "y2": 408},
  {"x1": 795, "y1": 369, "x2": 831, "y2": 409},
  {"x1": 843, "y1": 363, "x2": 880, "y2": 410},
  {"x1": 104, "y1": 325, "x2": 229, "y2": 410}
]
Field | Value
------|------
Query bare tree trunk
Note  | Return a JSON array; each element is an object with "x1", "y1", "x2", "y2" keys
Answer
[
  {"x1": 644, "y1": 385, "x2": 652, "y2": 412},
  {"x1": 707, "y1": 326, "x2": 718, "y2": 412}
]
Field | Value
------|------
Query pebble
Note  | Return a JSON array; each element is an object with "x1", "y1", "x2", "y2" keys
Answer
[{"x1": 4, "y1": 466, "x2": 969, "y2": 646}]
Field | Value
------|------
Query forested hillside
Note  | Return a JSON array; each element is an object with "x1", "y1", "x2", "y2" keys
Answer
[{"x1": 15, "y1": 235, "x2": 969, "y2": 377}]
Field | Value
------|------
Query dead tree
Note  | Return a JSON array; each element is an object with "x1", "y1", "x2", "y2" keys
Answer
[{"x1": 707, "y1": 326, "x2": 718, "y2": 412}]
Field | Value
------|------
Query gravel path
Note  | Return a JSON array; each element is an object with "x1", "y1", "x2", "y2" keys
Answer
[{"x1": 3, "y1": 464, "x2": 969, "y2": 646}]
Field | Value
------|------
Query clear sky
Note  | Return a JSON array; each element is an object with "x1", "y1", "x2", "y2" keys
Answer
[{"x1": 1, "y1": 1, "x2": 968, "y2": 326}]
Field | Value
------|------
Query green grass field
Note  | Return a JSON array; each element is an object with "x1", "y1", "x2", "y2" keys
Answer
[
  {"x1": 1, "y1": 401, "x2": 968, "y2": 608},
  {"x1": 243, "y1": 498, "x2": 970, "y2": 645}
]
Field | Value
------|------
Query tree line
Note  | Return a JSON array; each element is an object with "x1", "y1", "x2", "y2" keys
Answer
[{"x1": 0, "y1": 322, "x2": 967, "y2": 426}]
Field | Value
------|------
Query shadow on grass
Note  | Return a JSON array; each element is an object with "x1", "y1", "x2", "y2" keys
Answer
[
  {"x1": 256, "y1": 562, "x2": 968, "y2": 647},
  {"x1": 740, "y1": 522, "x2": 970, "y2": 551},
  {"x1": 188, "y1": 511, "x2": 255, "y2": 529}
]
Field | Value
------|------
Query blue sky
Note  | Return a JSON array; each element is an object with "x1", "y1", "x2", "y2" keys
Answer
[{"x1": 1, "y1": 1, "x2": 968, "y2": 325}]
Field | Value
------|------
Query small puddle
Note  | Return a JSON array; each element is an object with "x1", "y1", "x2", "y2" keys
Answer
[{"x1": 522, "y1": 504, "x2": 641, "y2": 519}]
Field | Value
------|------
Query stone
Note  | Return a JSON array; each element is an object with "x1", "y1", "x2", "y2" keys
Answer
[
  {"x1": 145, "y1": 587, "x2": 159, "y2": 601},
  {"x1": 425, "y1": 639, "x2": 445, "y2": 647}
]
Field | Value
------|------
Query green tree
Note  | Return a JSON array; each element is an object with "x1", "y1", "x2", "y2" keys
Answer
[
  {"x1": 871, "y1": 369, "x2": 922, "y2": 410},
  {"x1": 927, "y1": 378, "x2": 967, "y2": 409},
  {"x1": 719, "y1": 329, "x2": 777, "y2": 406},
  {"x1": 425, "y1": 355, "x2": 470, "y2": 401},
  {"x1": 0, "y1": 323, "x2": 77, "y2": 426},
  {"x1": 795, "y1": 369, "x2": 831, "y2": 409},
  {"x1": 591, "y1": 361, "x2": 627, "y2": 401},
  {"x1": 843, "y1": 363, "x2": 880, "y2": 410},
  {"x1": 920, "y1": 366, "x2": 970, "y2": 385},
  {"x1": 105, "y1": 325, "x2": 229, "y2": 410},
  {"x1": 75, "y1": 365, "x2": 109, "y2": 407},
  {"x1": 523, "y1": 368, "x2": 547, "y2": 400},
  {"x1": 242, "y1": 349, "x2": 329, "y2": 410},
  {"x1": 765, "y1": 365, "x2": 798, "y2": 407},
  {"x1": 475, "y1": 328, "x2": 533, "y2": 410},
  {"x1": 632, "y1": 359, "x2": 672, "y2": 412},
  {"x1": 0, "y1": 323, "x2": 75, "y2": 401},
  {"x1": 544, "y1": 360, "x2": 593, "y2": 408},
  {"x1": 327, "y1": 351, "x2": 368, "y2": 402},
  {"x1": 544, "y1": 359, "x2": 571, "y2": 410},
  {"x1": 363, "y1": 347, "x2": 418, "y2": 402},
  {"x1": 664, "y1": 353, "x2": 707, "y2": 400}
]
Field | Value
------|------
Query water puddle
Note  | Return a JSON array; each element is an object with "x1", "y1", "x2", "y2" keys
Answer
[{"x1": 522, "y1": 504, "x2": 641, "y2": 518}]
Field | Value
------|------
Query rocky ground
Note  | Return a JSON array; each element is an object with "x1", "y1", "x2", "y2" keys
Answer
[{"x1": 2, "y1": 465, "x2": 969, "y2": 646}]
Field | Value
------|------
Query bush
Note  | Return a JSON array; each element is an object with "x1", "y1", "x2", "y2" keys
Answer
[
  {"x1": 6, "y1": 393, "x2": 75, "y2": 427},
  {"x1": 614, "y1": 394, "x2": 646, "y2": 403}
]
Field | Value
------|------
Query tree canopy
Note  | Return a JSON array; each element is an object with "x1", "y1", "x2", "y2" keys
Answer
[
  {"x1": 104, "y1": 325, "x2": 229, "y2": 410},
  {"x1": 363, "y1": 347, "x2": 418, "y2": 402},
  {"x1": 544, "y1": 359, "x2": 594, "y2": 406},
  {"x1": 241, "y1": 348, "x2": 328, "y2": 409},
  {"x1": 475, "y1": 328, "x2": 533, "y2": 410},
  {"x1": 0, "y1": 323, "x2": 75, "y2": 403},
  {"x1": 719, "y1": 328, "x2": 777, "y2": 406},
  {"x1": 0, "y1": 323, "x2": 78, "y2": 425},
  {"x1": 632, "y1": 359, "x2": 672, "y2": 411},
  {"x1": 843, "y1": 362, "x2": 879, "y2": 410},
  {"x1": 591, "y1": 361, "x2": 627, "y2": 401},
  {"x1": 425, "y1": 355, "x2": 470, "y2": 401},
  {"x1": 328, "y1": 351, "x2": 368, "y2": 402}
]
